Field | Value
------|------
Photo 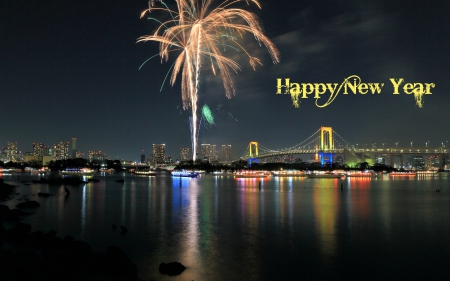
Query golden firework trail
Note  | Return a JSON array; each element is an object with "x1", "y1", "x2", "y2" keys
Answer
[{"x1": 138, "y1": 0, "x2": 280, "y2": 160}]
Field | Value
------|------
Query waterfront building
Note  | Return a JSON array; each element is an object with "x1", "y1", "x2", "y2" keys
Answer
[
  {"x1": 7, "y1": 142, "x2": 18, "y2": 162},
  {"x1": 141, "y1": 151, "x2": 145, "y2": 164},
  {"x1": 33, "y1": 143, "x2": 45, "y2": 156},
  {"x1": 53, "y1": 141, "x2": 70, "y2": 160},
  {"x1": 201, "y1": 144, "x2": 214, "y2": 162},
  {"x1": 152, "y1": 144, "x2": 165, "y2": 164},
  {"x1": 221, "y1": 145, "x2": 231, "y2": 163},
  {"x1": 1, "y1": 149, "x2": 8, "y2": 163},
  {"x1": 89, "y1": 150, "x2": 105, "y2": 161},
  {"x1": 180, "y1": 148, "x2": 190, "y2": 161}
]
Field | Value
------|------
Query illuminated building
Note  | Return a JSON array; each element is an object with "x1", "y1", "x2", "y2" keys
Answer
[
  {"x1": 33, "y1": 143, "x2": 44, "y2": 156},
  {"x1": 141, "y1": 150, "x2": 145, "y2": 163},
  {"x1": 153, "y1": 144, "x2": 166, "y2": 164},
  {"x1": 411, "y1": 156, "x2": 424, "y2": 170},
  {"x1": 7, "y1": 142, "x2": 18, "y2": 162},
  {"x1": 89, "y1": 150, "x2": 105, "y2": 161},
  {"x1": 53, "y1": 141, "x2": 70, "y2": 160},
  {"x1": 211, "y1": 145, "x2": 218, "y2": 162},
  {"x1": 180, "y1": 148, "x2": 190, "y2": 161},
  {"x1": 201, "y1": 144, "x2": 212, "y2": 162},
  {"x1": 221, "y1": 144, "x2": 231, "y2": 162}
]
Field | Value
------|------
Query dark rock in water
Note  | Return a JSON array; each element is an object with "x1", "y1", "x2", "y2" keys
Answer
[
  {"x1": 88, "y1": 178, "x2": 100, "y2": 182},
  {"x1": 5, "y1": 223, "x2": 32, "y2": 243},
  {"x1": 63, "y1": 235, "x2": 75, "y2": 243},
  {"x1": 48, "y1": 171, "x2": 62, "y2": 183},
  {"x1": 4, "y1": 208, "x2": 21, "y2": 222},
  {"x1": 0, "y1": 182, "x2": 16, "y2": 200},
  {"x1": 105, "y1": 246, "x2": 138, "y2": 279},
  {"x1": 159, "y1": 261, "x2": 186, "y2": 276},
  {"x1": 26, "y1": 230, "x2": 45, "y2": 248},
  {"x1": 32, "y1": 179, "x2": 40, "y2": 184},
  {"x1": 116, "y1": 179, "x2": 125, "y2": 183},
  {"x1": 0, "y1": 204, "x2": 10, "y2": 219},
  {"x1": 38, "y1": 192, "x2": 53, "y2": 197},
  {"x1": 120, "y1": 225, "x2": 128, "y2": 234},
  {"x1": 16, "y1": 201, "x2": 41, "y2": 208},
  {"x1": 112, "y1": 224, "x2": 117, "y2": 230},
  {"x1": 0, "y1": 226, "x2": 141, "y2": 281}
]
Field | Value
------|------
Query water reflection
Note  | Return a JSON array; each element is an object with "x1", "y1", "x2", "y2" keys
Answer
[
  {"x1": 313, "y1": 179, "x2": 339, "y2": 266},
  {"x1": 2, "y1": 173, "x2": 450, "y2": 280}
]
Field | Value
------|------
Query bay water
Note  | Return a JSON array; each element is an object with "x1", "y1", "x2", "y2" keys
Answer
[{"x1": 2, "y1": 172, "x2": 450, "y2": 280}]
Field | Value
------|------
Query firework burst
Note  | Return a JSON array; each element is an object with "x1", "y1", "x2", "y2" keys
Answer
[{"x1": 138, "y1": 0, "x2": 280, "y2": 160}]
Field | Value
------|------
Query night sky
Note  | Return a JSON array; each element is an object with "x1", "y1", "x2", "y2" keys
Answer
[{"x1": 1, "y1": 0, "x2": 448, "y2": 161}]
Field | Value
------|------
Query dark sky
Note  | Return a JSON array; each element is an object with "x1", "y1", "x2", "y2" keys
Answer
[{"x1": 1, "y1": 0, "x2": 449, "y2": 161}]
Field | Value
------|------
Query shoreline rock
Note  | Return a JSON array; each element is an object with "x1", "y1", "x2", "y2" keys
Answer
[
  {"x1": 0, "y1": 224, "x2": 141, "y2": 281},
  {"x1": 159, "y1": 261, "x2": 186, "y2": 276}
]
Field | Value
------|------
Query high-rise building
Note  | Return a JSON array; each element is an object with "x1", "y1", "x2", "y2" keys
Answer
[
  {"x1": 53, "y1": 141, "x2": 70, "y2": 160},
  {"x1": 141, "y1": 150, "x2": 146, "y2": 163},
  {"x1": 201, "y1": 144, "x2": 211, "y2": 162},
  {"x1": 221, "y1": 145, "x2": 232, "y2": 162},
  {"x1": 33, "y1": 143, "x2": 44, "y2": 156},
  {"x1": 180, "y1": 148, "x2": 190, "y2": 161},
  {"x1": 7, "y1": 142, "x2": 18, "y2": 162},
  {"x1": 72, "y1": 138, "x2": 77, "y2": 158},
  {"x1": 152, "y1": 144, "x2": 166, "y2": 164},
  {"x1": 89, "y1": 150, "x2": 105, "y2": 161}
]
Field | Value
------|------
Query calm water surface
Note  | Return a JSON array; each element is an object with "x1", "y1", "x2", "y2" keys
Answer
[{"x1": 2, "y1": 172, "x2": 450, "y2": 280}]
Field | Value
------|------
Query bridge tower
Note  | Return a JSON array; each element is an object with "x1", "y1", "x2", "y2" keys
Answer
[
  {"x1": 248, "y1": 141, "x2": 259, "y2": 166},
  {"x1": 316, "y1": 126, "x2": 334, "y2": 165}
]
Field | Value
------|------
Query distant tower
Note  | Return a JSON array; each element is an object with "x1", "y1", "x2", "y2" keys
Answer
[
  {"x1": 141, "y1": 150, "x2": 145, "y2": 163},
  {"x1": 72, "y1": 138, "x2": 77, "y2": 159}
]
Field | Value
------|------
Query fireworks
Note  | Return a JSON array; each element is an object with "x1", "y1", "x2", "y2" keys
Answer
[
  {"x1": 138, "y1": 0, "x2": 280, "y2": 160},
  {"x1": 202, "y1": 104, "x2": 215, "y2": 125}
]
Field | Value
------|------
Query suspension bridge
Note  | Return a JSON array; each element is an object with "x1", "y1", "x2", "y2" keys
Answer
[{"x1": 244, "y1": 126, "x2": 450, "y2": 168}]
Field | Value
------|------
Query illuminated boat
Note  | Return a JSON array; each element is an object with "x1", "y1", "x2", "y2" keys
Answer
[
  {"x1": 234, "y1": 170, "x2": 271, "y2": 178},
  {"x1": 271, "y1": 170, "x2": 306, "y2": 177},
  {"x1": 346, "y1": 171, "x2": 378, "y2": 177},
  {"x1": 134, "y1": 170, "x2": 157, "y2": 176},
  {"x1": 307, "y1": 171, "x2": 344, "y2": 178},
  {"x1": 171, "y1": 170, "x2": 199, "y2": 178},
  {"x1": 99, "y1": 168, "x2": 115, "y2": 173},
  {"x1": 61, "y1": 168, "x2": 95, "y2": 175},
  {"x1": 389, "y1": 171, "x2": 416, "y2": 176},
  {"x1": 416, "y1": 170, "x2": 438, "y2": 175}
]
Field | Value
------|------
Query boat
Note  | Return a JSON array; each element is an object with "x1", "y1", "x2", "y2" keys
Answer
[
  {"x1": 389, "y1": 171, "x2": 416, "y2": 176},
  {"x1": 61, "y1": 168, "x2": 96, "y2": 175},
  {"x1": 171, "y1": 170, "x2": 199, "y2": 178},
  {"x1": 307, "y1": 171, "x2": 344, "y2": 178},
  {"x1": 416, "y1": 170, "x2": 438, "y2": 175},
  {"x1": 346, "y1": 171, "x2": 378, "y2": 177},
  {"x1": 152, "y1": 165, "x2": 176, "y2": 172},
  {"x1": 134, "y1": 170, "x2": 157, "y2": 176},
  {"x1": 234, "y1": 170, "x2": 271, "y2": 178},
  {"x1": 30, "y1": 169, "x2": 50, "y2": 175},
  {"x1": 271, "y1": 170, "x2": 306, "y2": 177},
  {"x1": 99, "y1": 168, "x2": 115, "y2": 173}
]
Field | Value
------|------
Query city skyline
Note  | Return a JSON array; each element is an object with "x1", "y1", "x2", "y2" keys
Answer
[{"x1": 1, "y1": 0, "x2": 448, "y2": 161}]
